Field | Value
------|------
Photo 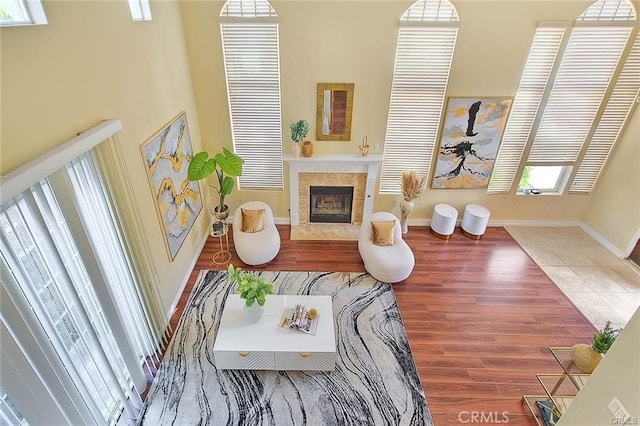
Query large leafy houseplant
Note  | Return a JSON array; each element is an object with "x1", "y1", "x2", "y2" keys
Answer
[
  {"x1": 187, "y1": 148, "x2": 244, "y2": 217},
  {"x1": 228, "y1": 264, "x2": 274, "y2": 307}
]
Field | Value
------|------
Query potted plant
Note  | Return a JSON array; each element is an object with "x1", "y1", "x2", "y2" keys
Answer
[
  {"x1": 228, "y1": 264, "x2": 274, "y2": 323},
  {"x1": 399, "y1": 170, "x2": 427, "y2": 234},
  {"x1": 290, "y1": 119, "x2": 310, "y2": 158},
  {"x1": 571, "y1": 321, "x2": 622, "y2": 373},
  {"x1": 187, "y1": 147, "x2": 244, "y2": 220}
]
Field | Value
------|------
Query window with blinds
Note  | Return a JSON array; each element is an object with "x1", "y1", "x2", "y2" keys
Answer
[
  {"x1": 571, "y1": 33, "x2": 640, "y2": 193},
  {"x1": 1, "y1": 180, "x2": 139, "y2": 424},
  {"x1": 220, "y1": 0, "x2": 284, "y2": 190},
  {"x1": 0, "y1": 139, "x2": 164, "y2": 423},
  {"x1": 488, "y1": 0, "x2": 638, "y2": 195},
  {"x1": 488, "y1": 25, "x2": 567, "y2": 194},
  {"x1": 379, "y1": 0, "x2": 459, "y2": 194}
]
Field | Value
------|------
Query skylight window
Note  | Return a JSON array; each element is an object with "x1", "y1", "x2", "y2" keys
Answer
[{"x1": 0, "y1": 0, "x2": 47, "y2": 26}]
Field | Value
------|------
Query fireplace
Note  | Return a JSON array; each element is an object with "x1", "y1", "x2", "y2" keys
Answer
[
  {"x1": 309, "y1": 186, "x2": 354, "y2": 223},
  {"x1": 283, "y1": 153, "x2": 383, "y2": 236}
]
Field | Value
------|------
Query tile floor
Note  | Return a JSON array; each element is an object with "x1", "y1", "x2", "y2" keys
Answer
[{"x1": 505, "y1": 226, "x2": 640, "y2": 331}]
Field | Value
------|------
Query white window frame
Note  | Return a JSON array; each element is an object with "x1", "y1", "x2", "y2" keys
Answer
[
  {"x1": 128, "y1": 0, "x2": 152, "y2": 22},
  {"x1": 517, "y1": 164, "x2": 573, "y2": 195},
  {"x1": 0, "y1": 0, "x2": 47, "y2": 27}
]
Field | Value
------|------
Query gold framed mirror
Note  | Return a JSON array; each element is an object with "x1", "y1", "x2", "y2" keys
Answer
[{"x1": 316, "y1": 83, "x2": 354, "y2": 141}]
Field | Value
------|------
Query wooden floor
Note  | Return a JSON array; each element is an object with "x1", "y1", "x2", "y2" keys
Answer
[{"x1": 170, "y1": 225, "x2": 596, "y2": 425}]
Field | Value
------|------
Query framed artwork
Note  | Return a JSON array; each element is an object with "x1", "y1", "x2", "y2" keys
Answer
[
  {"x1": 141, "y1": 112, "x2": 202, "y2": 261},
  {"x1": 432, "y1": 97, "x2": 512, "y2": 189},
  {"x1": 316, "y1": 83, "x2": 354, "y2": 141}
]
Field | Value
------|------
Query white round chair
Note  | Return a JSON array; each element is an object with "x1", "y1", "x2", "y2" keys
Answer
[
  {"x1": 430, "y1": 204, "x2": 458, "y2": 239},
  {"x1": 461, "y1": 204, "x2": 490, "y2": 240},
  {"x1": 358, "y1": 212, "x2": 415, "y2": 283},
  {"x1": 232, "y1": 201, "x2": 281, "y2": 265}
]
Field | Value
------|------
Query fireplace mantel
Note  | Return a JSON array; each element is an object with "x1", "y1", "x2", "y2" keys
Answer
[{"x1": 284, "y1": 154, "x2": 383, "y2": 226}]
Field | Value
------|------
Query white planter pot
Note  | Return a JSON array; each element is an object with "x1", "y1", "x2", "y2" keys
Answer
[
  {"x1": 291, "y1": 142, "x2": 301, "y2": 158},
  {"x1": 400, "y1": 199, "x2": 415, "y2": 234},
  {"x1": 243, "y1": 303, "x2": 264, "y2": 323}
]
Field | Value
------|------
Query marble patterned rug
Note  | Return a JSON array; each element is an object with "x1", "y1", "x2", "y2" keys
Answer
[{"x1": 137, "y1": 271, "x2": 431, "y2": 425}]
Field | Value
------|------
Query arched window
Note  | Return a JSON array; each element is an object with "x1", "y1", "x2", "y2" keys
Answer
[
  {"x1": 489, "y1": 0, "x2": 638, "y2": 194},
  {"x1": 379, "y1": 0, "x2": 460, "y2": 193},
  {"x1": 219, "y1": 0, "x2": 283, "y2": 190}
]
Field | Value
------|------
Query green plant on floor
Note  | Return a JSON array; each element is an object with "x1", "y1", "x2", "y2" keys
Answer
[
  {"x1": 592, "y1": 321, "x2": 621, "y2": 354},
  {"x1": 228, "y1": 264, "x2": 274, "y2": 307},
  {"x1": 187, "y1": 148, "x2": 244, "y2": 217}
]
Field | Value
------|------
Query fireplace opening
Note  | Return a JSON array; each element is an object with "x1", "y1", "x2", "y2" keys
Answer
[{"x1": 309, "y1": 186, "x2": 354, "y2": 223}]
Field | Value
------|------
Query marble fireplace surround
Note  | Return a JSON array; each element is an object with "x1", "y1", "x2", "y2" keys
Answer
[{"x1": 284, "y1": 154, "x2": 383, "y2": 236}]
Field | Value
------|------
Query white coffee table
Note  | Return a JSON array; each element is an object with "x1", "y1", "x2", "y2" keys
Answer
[{"x1": 213, "y1": 294, "x2": 336, "y2": 371}]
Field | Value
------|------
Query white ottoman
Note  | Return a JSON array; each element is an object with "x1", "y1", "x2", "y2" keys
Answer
[
  {"x1": 430, "y1": 204, "x2": 458, "y2": 240},
  {"x1": 461, "y1": 204, "x2": 490, "y2": 240}
]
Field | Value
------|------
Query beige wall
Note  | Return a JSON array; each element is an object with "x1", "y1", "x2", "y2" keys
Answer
[
  {"x1": 584, "y1": 109, "x2": 640, "y2": 255},
  {"x1": 559, "y1": 307, "x2": 640, "y2": 425},
  {"x1": 0, "y1": 0, "x2": 209, "y2": 314},
  {"x1": 181, "y1": 0, "x2": 637, "y2": 251},
  {"x1": 2, "y1": 0, "x2": 638, "y2": 313}
]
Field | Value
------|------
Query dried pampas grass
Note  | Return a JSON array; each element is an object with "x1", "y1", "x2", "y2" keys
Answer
[{"x1": 401, "y1": 170, "x2": 427, "y2": 201}]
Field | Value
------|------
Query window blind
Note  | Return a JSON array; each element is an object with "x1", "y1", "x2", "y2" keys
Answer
[
  {"x1": 0, "y1": 188, "x2": 140, "y2": 424},
  {"x1": 488, "y1": 26, "x2": 566, "y2": 194},
  {"x1": 527, "y1": 26, "x2": 632, "y2": 165},
  {"x1": 66, "y1": 154, "x2": 161, "y2": 368},
  {"x1": 0, "y1": 123, "x2": 164, "y2": 424},
  {"x1": 571, "y1": 33, "x2": 640, "y2": 193},
  {"x1": 380, "y1": 0, "x2": 459, "y2": 194},
  {"x1": 220, "y1": 0, "x2": 283, "y2": 191}
]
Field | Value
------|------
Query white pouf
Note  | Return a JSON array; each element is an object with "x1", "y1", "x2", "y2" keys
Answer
[
  {"x1": 430, "y1": 204, "x2": 458, "y2": 239},
  {"x1": 461, "y1": 204, "x2": 490, "y2": 240}
]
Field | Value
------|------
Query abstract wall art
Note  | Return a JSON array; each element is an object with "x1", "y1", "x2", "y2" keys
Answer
[
  {"x1": 141, "y1": 112, "x2": 202, "y2": 261},
  {"x1": 432, "y1": 97, "x2": 512, "y2": 189}
]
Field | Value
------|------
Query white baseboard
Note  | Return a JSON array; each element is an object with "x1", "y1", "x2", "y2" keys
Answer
[
  {"x1": 492, "y1": 220, "x2": 583, "y2": 227},
  {"x1": 256, "y1": 217, "x2": 631, "y2": 261},
  {"x1": 166, "y1": 229, "x2": 210, "y2": 321},
  {"x1": 579, "y1": 222, "x2": 626, "y2": 259},
  {"x1": 625, "y1": 227, "x2": 640, "y2": 257}
]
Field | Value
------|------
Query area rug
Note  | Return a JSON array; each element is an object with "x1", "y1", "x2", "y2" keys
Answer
[{"x1": 137, "y1": 271, "x2": 431, "y2": 425}]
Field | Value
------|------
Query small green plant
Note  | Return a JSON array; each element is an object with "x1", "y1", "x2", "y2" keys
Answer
[
  {"x1": 592, "y1": 321, "x2": 621, "y2": 354},
  {"x1": 228, "y1": 264, "x2": 274, "y2": 307},
  {"x1": 290, "y1": 120, "x2": 310, "y2": 143}
]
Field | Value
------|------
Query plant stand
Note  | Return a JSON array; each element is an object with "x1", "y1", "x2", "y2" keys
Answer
[{"x1": 211, "y1": 221, "x2": 231, "y2": 265}]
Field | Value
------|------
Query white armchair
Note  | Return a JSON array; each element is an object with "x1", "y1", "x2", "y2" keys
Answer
[
  {"x1": 358, "y1": 212, "x2": 415, "y2": 283},
  {"x1": 232, "y1": 201, "x2": 280, "y2": 265}
]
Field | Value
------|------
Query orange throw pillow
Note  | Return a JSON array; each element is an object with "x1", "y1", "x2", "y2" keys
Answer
[
  {"x1": 371, "y1": 220, "x2": 395, "y2": 246},
  {"x1": 241, "y1": 208, "x2": 265, "y2": 233}
]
